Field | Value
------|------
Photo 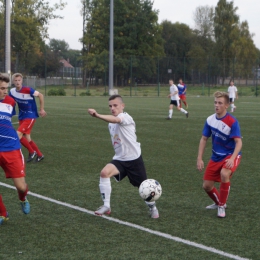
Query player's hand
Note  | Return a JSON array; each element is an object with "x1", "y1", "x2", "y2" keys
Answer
[
  {"x1": 39, "y1": 109, "x2": 47, "y2": 117},
  {"x1": 224, "y1": 158, "x2": 234, "y2": 169},
  {"x1": 88, "y1": 108, "x2": 98, "y2": 117},
  {"x1": 167, "y1": 94, "x2": 171, "y2": 98},
  {"x1": 197, "y1": 159, "x2": 204, "y2": 172}
]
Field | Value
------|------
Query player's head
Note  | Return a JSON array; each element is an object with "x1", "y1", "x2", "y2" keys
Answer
[
  {"x1": 108, "y1": 94, "x2": 125, "y2": 116},
  {"x1": 12, "y1": 73, "x2": 23, "y2": 88},
  {"x1": 169, "y1": 79, "x2": 174, "y2": 85},
  {"x1": 179, "y1": 78, "x2": 183, "y2": 84},
  {"x1": 0, "y1": 73, "x2": 10, "y2": 99},
  {"x1": 214, "y1": 91, "x2": 229, "y2": 117},
  {"x1": 230, "y1": 80, "x2": 234, "y2": 86}
]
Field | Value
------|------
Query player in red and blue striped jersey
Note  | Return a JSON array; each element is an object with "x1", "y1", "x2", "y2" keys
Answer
[
  {"x1": 0, "y1": 73, "x2": 30, "y2": 225},
  {"x1": 9, "y1": 73, "x2": 47, "y2": 163},
  {"x1": 197, "y1": 91, "x2": 242, "y2": 218},
  {"x1": 177, "y1": 78, "x2": 188, "y2": 108}
]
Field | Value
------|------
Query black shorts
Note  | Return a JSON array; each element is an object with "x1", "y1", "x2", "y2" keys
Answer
[
  {"x1": 170, "y1": 100, "x2": 180, "y2": 107},
  {"x1": 111, "y1": 155, "x2": 147, "y2": 187},
  {"x1": 229, "y1": 98, "x2": 235, "y2": 103}
]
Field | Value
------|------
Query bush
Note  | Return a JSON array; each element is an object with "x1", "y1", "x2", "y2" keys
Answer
[
  {"x1": 79, "y1": 90, "x2": 91, "y2": 96},
  {"x1": 47, "y1": 88, "x2": 66, "y2": 96}
]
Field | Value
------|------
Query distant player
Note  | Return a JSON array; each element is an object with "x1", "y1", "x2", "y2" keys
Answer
[
  {"x1": 197, "y1": 91, "x2": 242, "y2": 218},
  {"x1": 227, "y1": 81, "x2": 238, "y2": 112},
  {"x1": 88, "y1": 94, "x2": 159, "y2": 218},
  {"x1": 9, "y1": 73, "x2": 47, "y2": 163},
  {"x1": 177, "y1": 78, "x2": 188, "y2": 108},
  {"x1": 166, "y1": 79, "x2": 188, "y2": 119},
  {"x1": 0, "y1": 73, "x2": 30, "y2": 225}
]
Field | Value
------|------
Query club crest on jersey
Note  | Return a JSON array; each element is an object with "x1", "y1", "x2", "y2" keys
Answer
[
  {"x1": 222, "y1": 124, "x2": 226, "y2": 130},
  {"x1": 6, "y1": 105, "x2": 11, "y2": 111}
]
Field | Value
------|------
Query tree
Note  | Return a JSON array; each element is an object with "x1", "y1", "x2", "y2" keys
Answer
[
  {"x1": 0, "y1": 0, "x2": 66, "y2": 74},
  {"x1": 193, "y1": 5, "x2": 214, "y2": 39},
  {"x1": 214, "y1": 0, "x2": 239, "y2": 83},
  {"x1": 82, "y1": 0, "x2": 164, "y2": 85}
]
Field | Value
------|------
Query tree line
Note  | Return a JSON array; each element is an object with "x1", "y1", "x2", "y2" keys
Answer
[{"x1": 0, "y1": 0, "x2": 259, "y2": 84}]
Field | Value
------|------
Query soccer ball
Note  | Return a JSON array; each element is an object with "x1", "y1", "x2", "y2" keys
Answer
[{"x1": 139, "y1": 179, "x2": 162, "y2": 202}]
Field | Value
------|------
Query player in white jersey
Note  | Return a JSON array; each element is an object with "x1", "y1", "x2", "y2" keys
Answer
[
  {"x1": 88, "y1": 95, "x2": 159, "y2": 218},
  {"x1": 227, "y1": 81, "x2": 238, "y2": 112},
  {"x1": 166, "y1": 79, "x2": 188, "y2": 119}
]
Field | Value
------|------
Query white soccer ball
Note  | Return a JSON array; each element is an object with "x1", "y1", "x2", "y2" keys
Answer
[{"x1": 139, "y1": 179, "x2": 162, "y2": 202}]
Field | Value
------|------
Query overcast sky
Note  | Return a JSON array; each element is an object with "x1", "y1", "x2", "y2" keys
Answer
[{"x1": 48, "y1": 0, "x2": 260, "y2": 50}]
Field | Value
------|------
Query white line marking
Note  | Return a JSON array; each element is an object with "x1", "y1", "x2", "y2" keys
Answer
[
  {"x1": 0, "y1": 182, "x2": 250, "y2": 260},
  {"x1": 12, "y1": 122, "x2": 19, "y2": 125}
]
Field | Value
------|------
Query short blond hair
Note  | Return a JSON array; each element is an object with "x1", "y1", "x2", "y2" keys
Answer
[
  {"x1": 12, "y1": 73, "x2": 23, "y2": 82},
  {"x1": 0, "y1": 73, "x2": 10, "y2": 83},
  {"x1": 214, "y1": 91, "x2": 230, "y2": 104}
]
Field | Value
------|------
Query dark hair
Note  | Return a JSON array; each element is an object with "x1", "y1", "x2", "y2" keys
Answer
[
  {"x1": 0, "y1": 73, "x2": 10, "y2": 83},
  {"x1": 109, "y1": 94, "x2": 123, "y2": 102}
]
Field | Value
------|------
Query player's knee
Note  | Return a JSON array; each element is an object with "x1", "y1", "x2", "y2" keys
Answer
[
  {"x1": 203, "y1": 182, "x2": 213, "y2": 192},
  {"x1": 100, "y1": 169, "x2": 110, "y2": 178}
]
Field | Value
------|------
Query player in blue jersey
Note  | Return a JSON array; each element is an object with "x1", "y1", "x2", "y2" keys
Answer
[
  {"x1": 177, "y1": 79, "x2": 188, "y2": 108},
  {"x1": 0, "y1": 73, "x2": 30, "y2": 225},
  {"x1": 197, "y1": 91, "x2": 242, "y2": 218},
  {"x1": 10, "y1": 73, "x2": 47, "y2": 163}
]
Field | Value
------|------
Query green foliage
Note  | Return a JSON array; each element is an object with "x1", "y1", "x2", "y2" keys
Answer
[
  {"x1": 82, "y1": 0, "x2": 164, "y2": 85},
  {"x1": 47, "y1": 88, "x2": 66, "y2": 96},
  {"x1": 79, "y1": 90, "x2": 91, "y2": 96}
]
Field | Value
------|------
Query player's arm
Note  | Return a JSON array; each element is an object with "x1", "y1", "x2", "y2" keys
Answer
[
  {"x1": 33, "y1": 91, "x2": 47, "y2": 117},
  {"x1": 224, "y1": 138, "x2": 242, "y2": 169},
  {"x1": 88, "y1": 109, "x2": 121, "y2": 123},
  {"x1": 197, "y1": 135, "x2": 208, "y2": 171}
]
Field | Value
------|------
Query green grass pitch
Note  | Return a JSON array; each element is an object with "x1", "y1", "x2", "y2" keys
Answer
[{"x1": 0, "y1": 96, "x2": 259, "y2": 259}]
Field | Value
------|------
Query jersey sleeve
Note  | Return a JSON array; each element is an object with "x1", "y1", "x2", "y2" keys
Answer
[
  {"x1": 29, "y1": 87, "x2": 35, "y2": 96},
  {"x1": 118, "y1": 113, "x2": 133, "y2": 125},
  {"x1": 230, "y1": 121, "x2": 241, "y2": 139},
  {"x1": 202, "y1": 121, "x2": 212, "y2": 137}
]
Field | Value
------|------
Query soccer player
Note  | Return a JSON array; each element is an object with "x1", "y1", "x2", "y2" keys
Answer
[
  {"x1": 197, "y1": 91, "x2": 242, "y2": 218},
  {"x1": 228, "y1": 81, "x2": 238, "y2": 112},
  {"x1": 0, "y1": 73, "x2": 30, "y2": 225},
  {"x1": 166, "y1": 79, "x2": 188, "y2": 119},
  {"x1": 9, "y1": 73, "x2": 47, "y2": 163},
  {"x1": 88, "y1": 94, "x2": 159, "y2": 218},
  {"x1": 177, "y1": 78, "x2": 188, "y2": 108}
]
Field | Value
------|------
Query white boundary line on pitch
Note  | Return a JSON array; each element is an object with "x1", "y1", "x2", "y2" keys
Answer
[{"x1": 0, "y1": 182, "x2": 250, "y2": 260}]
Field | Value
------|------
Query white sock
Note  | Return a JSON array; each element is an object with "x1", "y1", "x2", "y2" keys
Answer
[
  {"x1": 145, "y1": 201, "x2": 156, "y2": 209},
  {"x1": 180, "y1": 108, "x2": 187, "y2": 114},
  {"x1": 169, "y1": 109, "x2": 173, "y2": 118},
  {"x1": 99, "y1": 177, "x2": 111, "y2": 208}
]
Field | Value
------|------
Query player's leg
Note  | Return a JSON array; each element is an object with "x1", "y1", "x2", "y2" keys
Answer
[
  {"x1": 203, "y1": 160, "x2": 225, "y2": 209},
  {"x1": 12, "y1": 177, "x2": 30, "y2": 214},
  {"x1": 95, "y1": 163, "x2": 121, "y2": 216},
  {"x1": 25, "y1": 134, "x2": 44, "y2": 162},
  {"x1": 176, "y1": 101, "x2": 189, "y2": 118},
  {"x1": 182, "y1": 95, "x2": 188, "y2": 108},
  {"x1": 3, "y1": 150, "x2": 30, "y2": 214},
  {"x1": 218, "y1": 155, "x2": 241, "y2": 218},
  {"x1": 167, "y1": 104, "x2": 174, "y2": 119},
  {"x1": 0, "y1": 194, "x2": 9, "y2": 225},
  {"x1": 17, "y1": 120, "x2": 36, "y2": 162},
  {"x1": 126, "y1": 156, "x2": 159, "y2": 218}
]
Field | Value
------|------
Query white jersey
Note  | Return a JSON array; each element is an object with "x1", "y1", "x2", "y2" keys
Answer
[
  {"x1": 228, "y1": 86, "x2": 237, "y2": 98},
  {"x1": 170, "y1": 84, "x2": 180, "y2": 101},
  {"x1": 108, "y1": 112, "x2": 141, "y2": 161}
]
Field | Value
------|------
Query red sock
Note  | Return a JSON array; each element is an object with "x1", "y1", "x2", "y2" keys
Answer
[
  {"x1": 206, "y1": 187, "x2": 220, "y2": 205},
  {"x1": 0, "y1": 195, "x2": 7, "y2": 217},
  {"x1": 20, "y1": 137, "x2": 34, "y2": 154},
  {"x1": 18, "y1": 185, "x2": 28, "y2": 201},
  {"x1": 29, "y1": 140, "x2": 42, "y2": 157},
  {"x1": 219, "y1": 182, "x2": 230, "y2": 206},
  {"x1": 183, "y1": 101, "x2": 187, "y2": 106}
]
